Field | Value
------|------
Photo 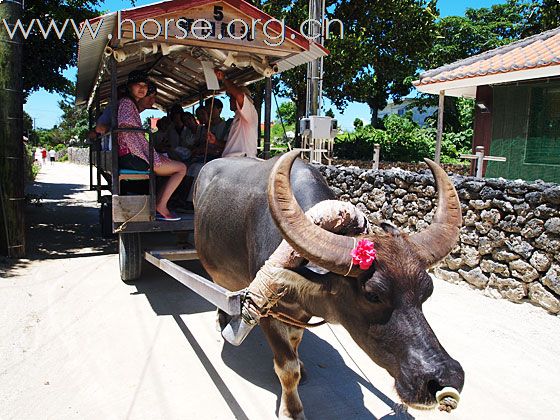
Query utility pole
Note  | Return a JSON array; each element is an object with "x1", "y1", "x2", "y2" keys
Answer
[
  {"x1": 305, "y1": 0, "x2": 324, "y2": 117},
  {"x1": 0, "y1": 0, "x2": 26, "y2": 257}
]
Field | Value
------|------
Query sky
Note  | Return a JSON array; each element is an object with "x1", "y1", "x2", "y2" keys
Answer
[{"x1": 24, "y1": 0, "x2": 505, "y2": 130}]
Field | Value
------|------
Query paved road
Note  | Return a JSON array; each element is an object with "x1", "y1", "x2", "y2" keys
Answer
[{"x1": 1, "y1": 162, "x2": 559, "y2": 420}]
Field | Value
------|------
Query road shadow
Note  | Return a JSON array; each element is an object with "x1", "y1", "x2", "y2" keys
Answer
[
  {"x1": 131, "y1": 261, "x2": 216, "y2": 316},
  {"x1": 220, "y1": 327, "x2": 413, "y2": 420},
  {"x1": 134, "y1": 260, "x2": 412, "y2": 420},
  {"x1": 1, "y1": 177, "x2": 116, "y2": 277}
]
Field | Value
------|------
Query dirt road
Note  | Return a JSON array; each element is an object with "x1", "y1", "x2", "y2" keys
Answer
[{"x1": 1, "y1": 162, "x2": 559, "y2": 420}]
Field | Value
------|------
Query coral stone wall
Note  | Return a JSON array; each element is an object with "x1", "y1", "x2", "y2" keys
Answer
[
  {"x1": 318, "y1": 164, "x2": 560, "y2": 315},
  {"x1": 67, "y1": 147, "x2": 90, "y2": 165}
]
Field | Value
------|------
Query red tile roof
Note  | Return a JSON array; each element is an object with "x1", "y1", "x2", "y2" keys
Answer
[{"x1": 415, "y1": 26, "x2": 560, "y2": 87}]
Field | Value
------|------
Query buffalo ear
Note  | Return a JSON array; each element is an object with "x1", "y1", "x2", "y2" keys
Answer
[{"x1": 380, "y1": 222, "x2": 400, "y2": 236}]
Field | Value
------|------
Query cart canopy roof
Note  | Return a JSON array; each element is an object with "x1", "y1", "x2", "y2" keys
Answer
[{"x1": 76, "y1": 0, "x2": 328, "y2": 110}]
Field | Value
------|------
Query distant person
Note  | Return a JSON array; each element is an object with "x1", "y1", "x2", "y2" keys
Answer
[
  {"x1": 209, "y1": 69, "x2": 258, "y2": 158},
  {"x1": 41, "y1": 148, "x2": 47, "y2": 165},
  {"x1": 34, "y1": 147, "x2": 42, "y2": 164},
  {"x1": 204, "y1": 97, "x2": 230, "y2": 159},
  {"x1": 49, "y1": 148, "x2": 56, "y2": 165}
]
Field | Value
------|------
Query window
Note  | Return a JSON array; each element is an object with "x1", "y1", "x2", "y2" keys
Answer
[{"x1": 525, "y1": 85, "x2": 560, "y2": 165}]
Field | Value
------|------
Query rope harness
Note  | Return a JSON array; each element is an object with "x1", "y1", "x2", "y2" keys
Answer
[{"x1": 240, "y1": 261, "x2": 327, "y2": 330}]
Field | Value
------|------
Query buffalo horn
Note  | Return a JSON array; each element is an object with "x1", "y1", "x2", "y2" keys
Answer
[
  {"x1": 409, "y1": 159, "x2": 462, "y2": 266},
  {"x1": 267, "y1": 151, "x2": 362, "y2": 276}
]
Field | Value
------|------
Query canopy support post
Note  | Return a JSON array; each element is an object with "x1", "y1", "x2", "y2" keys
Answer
[
  {"x1": 263, "y1": 77, "x2": 272, "y2": 160},
  {"x1": 110, "y1": 57, "x2": 119, "y2": 196}
]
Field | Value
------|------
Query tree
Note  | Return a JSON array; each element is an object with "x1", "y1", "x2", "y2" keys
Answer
[
  {"x1": 1, "y1": 0, "x2": 25, "y2": 257},
  {"x1": 276, "y1": 101, "x2": 296, "y2": 126},
  {"x1": 20, "y1": 1, "x2": 107, "y2": 99},
  {"x1": 353, "y1": 118, "x2": 363, "y2": 130},
  {"x1": 322, "y1": 0, "x2": 438, "y2": 127},
  {"x1": 23, "y1": 111, "x2": 33, "y2": 136},
  {"x1": 56, "y1": 93, "x2": 90, "y2": 145},
  {"x1": 424, "y1": 0, "x2": 560, "y2": 71}
]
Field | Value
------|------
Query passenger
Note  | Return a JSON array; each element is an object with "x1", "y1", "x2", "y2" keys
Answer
[
  {"x1": 165, "y1": 105, "x2": 195, "y2": 162},
  {"x1": 88, "y1": 84, "x2": 126, "y2": 150},
  {"x1": 95, "y1": 85, "x2": 127, "y2": 135},
  {"x1": 180, "y1": 111, "x2": 198, "y2": 149},
  {"x1": 209, "y1": 69, "x2": 258, "y2": 158},
  {"x1": 137, "y1": 81, "x2": 158, "y2": 112},
  {"x1": 195, "y1": 106, "x2": 209, "y2": 129},
  {"x1": 118, "y1": 70, "x2": 186, "y2": 221},
  {"x1": 205, "y1": 98, "x2": 229, "y2": 141},
  {"x1": 182, "y1": 111, "x2": 198, "y2": 133},
  {"x1": 190, "y1": 103, "x2": 228, "y2": 162},
  {"x1": 154, "y1": 116, "x2": 171, "y2": 154}
]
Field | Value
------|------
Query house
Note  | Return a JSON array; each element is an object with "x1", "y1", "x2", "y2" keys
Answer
[
  {"x1": 377, "y1": 98, "x2": 436, "y2": 126},
  {"x1": 414, "y1": 27, "x2": 560, "y2": 183}
]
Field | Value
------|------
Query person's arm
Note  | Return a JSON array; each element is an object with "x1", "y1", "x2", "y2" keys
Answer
[
  {"x1": 214, "y1": 69, "x2": 244, "y2": 109},
  {"x1": 95, "y1": 124, "x2": 109, "y2": 135},
  {"x1": 95, "y1": 106, "x2": 112, "y2": 134}
]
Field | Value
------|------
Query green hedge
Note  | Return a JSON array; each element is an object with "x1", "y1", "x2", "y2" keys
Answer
[{"x1": 334, "y1": 114, "x2": 473, "y2": 164}]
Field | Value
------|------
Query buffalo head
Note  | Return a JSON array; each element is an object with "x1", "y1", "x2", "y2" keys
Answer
[{"x1": 267, "y1": 150, "x2": 464, "y2": 409}]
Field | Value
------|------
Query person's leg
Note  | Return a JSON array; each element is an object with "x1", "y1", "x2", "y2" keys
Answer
[{"x1": 154, "y1": 160, "x2": 187, "y2": 217}]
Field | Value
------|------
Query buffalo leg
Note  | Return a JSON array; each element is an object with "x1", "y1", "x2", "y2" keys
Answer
[{"x1": 261, "y1": 318, "x2": 306, "y2": 420}]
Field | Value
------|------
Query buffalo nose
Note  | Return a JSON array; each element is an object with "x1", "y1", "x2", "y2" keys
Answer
[{"x1": 426, "y1": 359, "x2": 464, "y2": 399}]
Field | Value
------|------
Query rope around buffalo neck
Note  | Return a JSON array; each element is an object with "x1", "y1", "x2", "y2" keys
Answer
[{"x1": 244, "y1": 261, "x2": 327, "y2": 329}]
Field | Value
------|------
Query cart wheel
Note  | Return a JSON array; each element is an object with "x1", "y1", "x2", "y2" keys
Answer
[{"x1": 119, "y1": 232, "x2": 142, "y2": 282}]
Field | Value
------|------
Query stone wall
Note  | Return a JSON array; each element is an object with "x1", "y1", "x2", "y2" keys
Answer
[
  {"x1": 318, "y1": 164, "x2": 560, "y2": 315},
  {"x1": 67, "y1": 147, "x2": 90, "y2": 165}
]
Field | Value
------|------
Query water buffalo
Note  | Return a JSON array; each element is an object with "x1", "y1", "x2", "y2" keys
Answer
[{"x1": 194, "y1": 150, "x2": 464, "y2": 419}]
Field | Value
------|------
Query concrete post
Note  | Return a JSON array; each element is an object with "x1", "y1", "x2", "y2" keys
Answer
[{"x1": 372, "y1": 144, "x2": 380, "y2": 170}]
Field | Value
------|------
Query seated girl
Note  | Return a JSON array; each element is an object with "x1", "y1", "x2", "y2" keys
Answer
[{"x1": 117, "y1": 70, "x2": 187, "y2": 221}]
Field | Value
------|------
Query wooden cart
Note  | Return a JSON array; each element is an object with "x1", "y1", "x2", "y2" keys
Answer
[{"x1": 76, "y1": 0, "x2": 328, "y2": 307}]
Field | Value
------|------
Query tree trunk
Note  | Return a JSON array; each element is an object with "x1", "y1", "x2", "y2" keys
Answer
[
  {"x1": 0, "y1": 0, "x2": 26, "y2": 257},
  {"x1": 370, "y1": 106, "x2": 379, "y2": 128}
]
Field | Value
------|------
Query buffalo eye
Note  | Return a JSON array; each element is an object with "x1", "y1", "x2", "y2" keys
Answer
[{"x1": 364, "y1": 291, "x2": 381, "y2": 304}]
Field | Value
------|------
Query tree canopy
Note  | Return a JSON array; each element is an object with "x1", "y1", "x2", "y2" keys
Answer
[
  {"x1": 19, "y1": 1, "x2": 108, "y2": 99},
  {"x1": 323, "y1": 0, "x2": 438, "y2": 126},
  {"x1": 425, "y1": 0, "x2": 560, "y2": 70}
]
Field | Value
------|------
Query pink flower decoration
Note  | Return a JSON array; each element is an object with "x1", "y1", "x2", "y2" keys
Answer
[{"x1": 351, "y1": 239, "x2": 377, "y2": 270}]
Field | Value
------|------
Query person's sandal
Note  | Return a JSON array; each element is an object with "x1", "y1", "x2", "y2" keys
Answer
[{"x1": 156, "y1": 212, "x2": 181, "y2": 221}]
